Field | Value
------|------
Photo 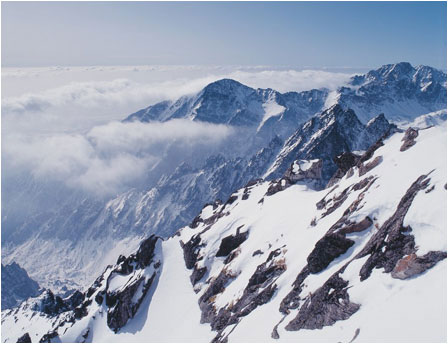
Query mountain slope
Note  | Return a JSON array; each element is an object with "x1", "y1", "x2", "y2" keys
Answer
[
  {"x1": 264, "y1": 104, "x2": 395, "y2": 181},
  {"x1": 1, "y1": 263, "x2": 41, "y2": 310},
  {"x1": 3, "y1": 120, "x2": 445, "y2": 343}
]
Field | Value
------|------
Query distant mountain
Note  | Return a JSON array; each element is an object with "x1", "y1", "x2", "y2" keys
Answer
[
  {"x1": 1, "y1": 263, "x2": 41, "y2": 310},
  {"x1": 335, "y1": 62, "x2": 447, "y2": 123},
  {"x1": 127, "y1": 62, "x2": 446, "y2": 128},
  {"x1": 125, "y1": 79, "x2": 328, "y2": 141}
]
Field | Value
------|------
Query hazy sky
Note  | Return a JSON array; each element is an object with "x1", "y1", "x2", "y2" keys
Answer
[{"x1": 2, "y1": 1, "x2": 446, "y2": 69}]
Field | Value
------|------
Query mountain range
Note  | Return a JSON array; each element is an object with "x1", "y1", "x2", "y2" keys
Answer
[
  {"x1": 2, "y1": 104, "x2": 446, "y2": 343},
  {"x1": 1, "y1": 62, "x2": 446, "y2": 342}
]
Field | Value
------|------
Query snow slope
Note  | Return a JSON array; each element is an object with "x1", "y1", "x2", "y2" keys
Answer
[{"x1": 3, "y1": 121, "x2": 445, "y2": 343}]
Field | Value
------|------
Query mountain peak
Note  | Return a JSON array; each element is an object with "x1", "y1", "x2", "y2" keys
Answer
[{"x1": 202, "y1": 78, "x2": 253, "y2": 94}]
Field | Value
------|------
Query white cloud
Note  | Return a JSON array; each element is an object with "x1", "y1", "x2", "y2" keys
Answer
[
  {"x1": 2, "y1": 65, "x2": 352, "y2": 131},
  {"x1": 3, "y1": 120, "x2": 233, "y2": 196}
]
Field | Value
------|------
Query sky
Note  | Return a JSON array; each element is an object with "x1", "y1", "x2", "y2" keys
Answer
[{"x1": 1, "y1": 1, "x2": 447, "y2": 69}]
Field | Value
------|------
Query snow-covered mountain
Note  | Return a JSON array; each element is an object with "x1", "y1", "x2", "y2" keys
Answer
[
  {"x1": 264, "y1": 104, "x2": 395, "y2": 181},
  {"x1": 1, "y1": 263, "x2": 41, "y2": 310},
  {"x1": 3, "y1": 115, "x2": 446, "y2": 343},
  {"x1": 127, "y1": 62, "x2": 446, "y2": 128},
  {"x1": 334, "y1": 62, "x2": 447, "y2": 123},
  {"x1": 1, "y1": 103, "x2": 393, "y2": 292},
  {"x1": 1, "y1": 62, "x2": 446, "y2": 316},
  {"x1": 125, "y1": 78, "x2": 329, "y2": 142}
]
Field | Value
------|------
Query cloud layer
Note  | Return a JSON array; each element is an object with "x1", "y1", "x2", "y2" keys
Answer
[
  {"x1": 2, "y1": 65, "x2": 352, "y2": 196},
  {"x1": 3, "y1": 119, "x2": 233, "y2": 196}
]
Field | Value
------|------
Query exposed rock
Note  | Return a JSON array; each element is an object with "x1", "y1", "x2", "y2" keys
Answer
[
  {"x1": 17, "y1": 333, "x2": 32, "y2": 343},
  {"x1": 425, "y1": 185, "x2": 435, "y2": 193},
  {"x1": 307, "y1": 234, "x2": 355, "y2": 274},
  {"x1": 391, "y1": 251, "x2": 447, "y2": 279},
  {"x1": 39, "y1": 331, "x2": 58, "y2": 343},
  {"x1": 359, "y1": 155, "x2": 383, "y2": 176},
  {"x1": 284, "y1": 159, "x2": 323, "y2": 183},
  {"x1": 224, "y1": 195, "x2": 238, "y2": 206},
  {"x1": 316, "y1": 186, "x2": 339, "y2": 210},
  {"x1": 136, "y1": 235, "x2": 159, "y2": 268},
  {"x1": 279, "y1": 266, "x2": 310, "y2": 314},
  {"x1": 266, "y1": 178, "x2": 292, "y2": 196},
  {"x1": 340, "y1": 217, "x2": 373, "y2": 235},
  {"x1": 271, "y1": 325, "x2": 280, "y2": 339},
  {"x1": 252, "y1": 250, "x2": 263, "y2": 256},
  {"x1": 350, "y1": 328, "x2": 361, "y2": 343},
  {"x1": 198, "y1": 269, "x2": 236, "y2": 324},
  {"x1": 285, "y1": 273, "x2": 360, "y2": 331},
  {"x1": 216, "y1": 230, "x2": 249, "y2": 257},
  {"x1": 327, "y1": 153, "x2": 361, "y2": 187},
  {"x1": 181, "y1": 235, "x2": 203, "y2": 269},
  {"x1": 105, "y1": 235, "x2": 161, "y2": 332},
  {"x1": 320, "y1": 186, "x2": 351, "y2": 218},
  {"x1": 74, "y1": 299, "x2": 91, "y2": 320},
  {"x1": 205, "y1": 251, "x2": 286, "y2": 337},
  {"x1": 400, "y1": 127, "x2": 419, "y2": 151},
  {"x1": 191, "y1": 265, "x2": 208, "y2": 285},
  {"x1": 357, "y1": 173, "x2": 432, "y2": 281},
  {"x1": 107, "y1": 274, "x2": 156, "y2": 332}
]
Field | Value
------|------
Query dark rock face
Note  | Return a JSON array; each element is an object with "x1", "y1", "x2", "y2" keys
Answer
[
  {"x1": 198, "y1": 269, "x2": 236, "y2": 325},
  {"x1": 17, "y1": 333, "x2": 32, "y2": 343},
  {"x1": 190, "y1": 266, "x2": 208, "y2": 285},
  {"x1": 35, "y1": 235, "x2": 162, "y2": 341},
  {"x1": 266, "y1": 159, "x2": 324, "y2": 197},
  {"x1": 105, "y1": 235, "x2": 160, "y2": 332},
  {"x1": 358, "y1": 155, "x2": 383, "y2": 176},
  {"x1": 327, "y1": 152, "x2": 361, "y2": 187},
  {"x1": 216, "y1": 231, "x2": 249, "y2": 257},
  {"x1": 39, "y1": 331, "x2": 58, "y2": 343},
  {"x1": 1, "y1": 262, "x2": 41, "y2": 310},
  {"x1": 356, "y1": 173, "x2": 433, "y2": 281},
  {"x1": 284, "y1": 159, "x2": 323, "y2": 183},
  {"x1": 266, "y1": 178, "x2": 292, "y2": 196},
  {"x1": 400, "y1": 127, "x2": 419, "y2": 151},
  {"x1": 391, "y1": 251, "x2": 447, "y2": 279},
  {"x1": 340, "y1": 217, "x2": 373, "y2": 235},
  {"x1": 320, "y1": 186, "x2": 351, "y2": 218},
  {"x1": 33, "y1": 290, "x2": 72, "y2": 316},
  {"x1": 285, "y1": 273, "x2": 360, "y2": 331},
  {"x1": 307, "y1": 234, "x2": 355, "y2": 274},
  {"x1": 200, "y1": 249, "x2": 287, "y2": 339},
  {"x1": 181, "y1": 235, "x2": 203, "y2": 269},
  {"x1": 136, "y1": 236, "x2": 159, "y2": 267},
  {"x1": 107, "y1": 274, "x2": 156, "y2": 332},
  {"x1": 279, "y1": 267, "x2": 310, "y2": 315}
]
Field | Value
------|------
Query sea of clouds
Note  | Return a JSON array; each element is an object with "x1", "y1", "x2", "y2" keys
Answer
[{"x1": 2, "y1": 65, "x2": 354, "y2": 195}]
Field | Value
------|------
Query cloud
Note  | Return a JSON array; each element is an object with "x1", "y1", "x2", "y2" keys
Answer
[
  {"x1": 1, "y1": 65, "x2": 352, "y2": 196},
  {"x1": 3, "y1": 119, "x2": 233, "y2": 196}
]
